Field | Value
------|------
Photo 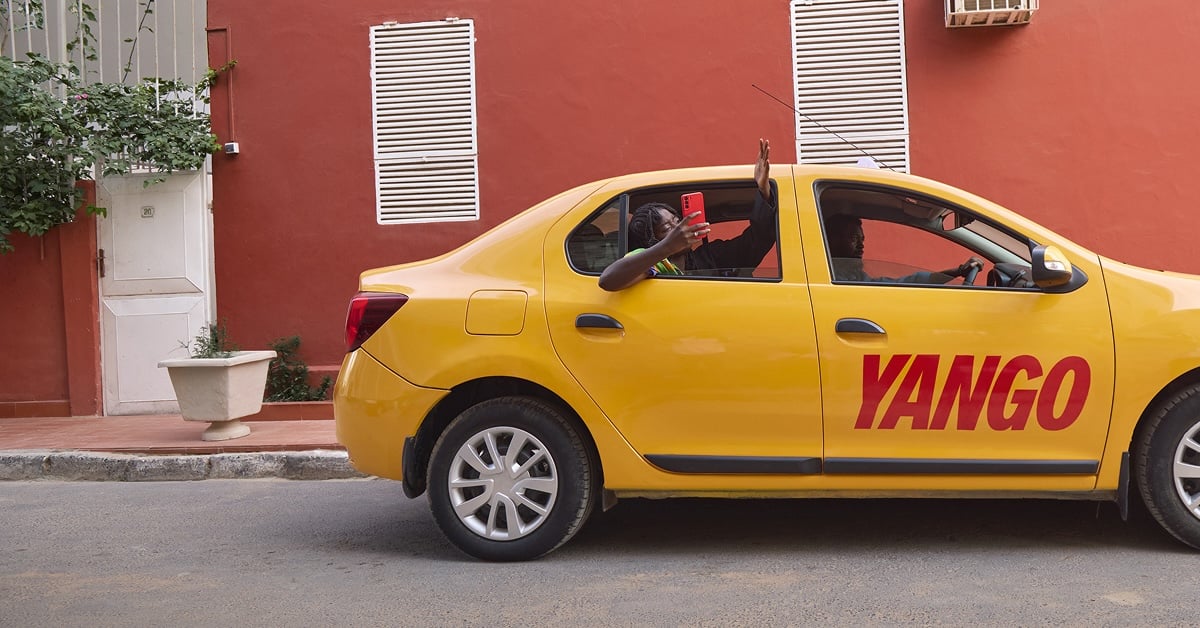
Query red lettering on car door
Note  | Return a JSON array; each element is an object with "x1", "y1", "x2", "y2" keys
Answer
[
  {"x1": 877, "y1": 354, "x2": 939, "y2": 429},
  {"x1": 1036, "y1": 356, "x2": 1091, "y2": 430},
  {"x1": 856, "y1": 354, "x2": 1091, "y2": 431},
  {"x1": 855, "y1": 354, "x2": 911, "y2": 429},
  {"x1": 986, "y1": 355, "x2": 1043, "y2": 431},
  {"x1": 930, "y1": 355, "x2": 1001, "y2": 430}
]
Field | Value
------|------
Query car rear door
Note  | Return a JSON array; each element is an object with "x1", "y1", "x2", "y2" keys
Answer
[{"x1": 542, "y1": 170, "x2": 824, "y2": 469}]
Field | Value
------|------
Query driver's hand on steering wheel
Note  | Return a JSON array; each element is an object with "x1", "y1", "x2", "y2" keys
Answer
[{"x1": 955, "y1": 256, "x2": 985, "y2": 277}]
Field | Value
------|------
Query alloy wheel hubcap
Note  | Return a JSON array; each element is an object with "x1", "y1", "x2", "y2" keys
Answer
[
  {"x1": 447, "y1": 426, "x2": 558, "y2": 541},
  {"x1": 1172, "y1": 418, "x2": 1200, "y2": 521}
]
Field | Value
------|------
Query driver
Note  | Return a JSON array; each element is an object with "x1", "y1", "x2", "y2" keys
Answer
[{"x1": 824, "y1": 214, "x2": 983, "y2": 284}]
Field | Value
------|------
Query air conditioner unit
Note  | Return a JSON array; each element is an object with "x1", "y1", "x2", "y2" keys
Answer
[{"x1": 946, "y1": 0, "x2": 1038, "y2": 28}]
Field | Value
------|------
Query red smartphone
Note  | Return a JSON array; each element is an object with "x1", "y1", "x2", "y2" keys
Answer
[{"x1": 680, "y1": 192, "x2": 706, "y2": 226}]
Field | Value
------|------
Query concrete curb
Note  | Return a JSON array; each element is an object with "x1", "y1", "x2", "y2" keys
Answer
[{"x1": 0, "y1": 450, "x2": 368, "y2": 481}]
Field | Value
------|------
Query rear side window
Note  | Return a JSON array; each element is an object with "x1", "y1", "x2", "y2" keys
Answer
[
  {"x1": 565, "y1": 181, "x2": 781, "y2": 280},
  {"x1": 566, "y1": 202, "x2": 622, "y2": 274}
]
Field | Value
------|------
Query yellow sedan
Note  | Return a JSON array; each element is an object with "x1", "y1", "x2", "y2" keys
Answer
[{"x1": 336, "y1": 163, "x2": 1200, "y2": 560}]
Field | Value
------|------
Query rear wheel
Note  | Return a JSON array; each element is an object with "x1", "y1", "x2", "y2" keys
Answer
[
  {"x1": 427, "y1": 396, "x2": 595, "y2": 561},
  {"x1": 1134, "y1": 385, "x2": 1200, "y2": 549}
]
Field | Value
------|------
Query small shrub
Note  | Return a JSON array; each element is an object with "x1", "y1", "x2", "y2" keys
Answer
[
  {"x1": 265, "y1": 336, "x2": 332, "y2": 402},
  {"x1": 185, "y1": 321, "x2": 237, "y2": 358}
]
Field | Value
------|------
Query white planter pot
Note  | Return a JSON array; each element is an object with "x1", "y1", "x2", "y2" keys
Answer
[{"x1": 158, "y1": 350, "x2": 276, "y2": 441}]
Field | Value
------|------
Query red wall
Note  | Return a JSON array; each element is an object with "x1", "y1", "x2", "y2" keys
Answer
[
  {"x1": 905, "y1": 2, "x2": 1200, "y2": 272},
  {"x1": 207, "y1": 0, "x2": 796, "y2": 371},
  {"x1": 208, "y1": 0, "x2": 1200, "y2": 374},
  {"x1": 0, "y1": 183, "x2": 100, "y2": 417},
  {"x1": 0, "y1": 233, "x2": 70, "y2": 403}
]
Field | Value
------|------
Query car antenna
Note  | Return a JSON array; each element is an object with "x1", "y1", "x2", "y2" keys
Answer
[{"x1": 751, "y1": 83, "x2": 895, "y2": 172}]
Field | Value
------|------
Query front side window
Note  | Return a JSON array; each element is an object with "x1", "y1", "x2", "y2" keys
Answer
[
  {"x1": 816, "y1": 185, "x2": 1035, "y2": 288},
  {"x1": 566, "y1": 181, "x2": 781, "y2": 280}
]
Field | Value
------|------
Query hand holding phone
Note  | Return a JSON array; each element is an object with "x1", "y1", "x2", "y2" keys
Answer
[{"x1": 681, "y1": 192, "x2": 706, "y2": 226}]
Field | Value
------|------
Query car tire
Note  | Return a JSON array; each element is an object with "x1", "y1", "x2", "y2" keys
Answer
[
  {"x1": 1133, "y1": 385, "x2": 1200, "y2": 549},
  {"x1": 427, "y1": 396, "x2": 595, "y2": 561}
]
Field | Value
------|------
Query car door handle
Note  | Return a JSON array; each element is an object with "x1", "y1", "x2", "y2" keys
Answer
[
  {"x1": 836, "y1": 318, "x2": 885, "y2": 334},
  {"x1": 575, "y1": 314, "x2": 623, "y2": 330}
]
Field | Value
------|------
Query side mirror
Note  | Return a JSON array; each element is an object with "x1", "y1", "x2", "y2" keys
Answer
[{"x1": 1031, "y1": 244, "x2": 1073, "y2": 289}]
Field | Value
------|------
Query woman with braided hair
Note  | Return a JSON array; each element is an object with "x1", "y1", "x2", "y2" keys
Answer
[
  {"x1": 621, "y1": 201, "x2": 701, "y2": 278},
  {"x1": 599, "y1": 138, "x2": 776, "y2": 291}
]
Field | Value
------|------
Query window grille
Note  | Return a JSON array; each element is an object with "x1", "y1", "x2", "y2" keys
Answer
[
  {"x1": 791, "y1": 0, "x2": 909, "y2": 172},
  {"x1": 370, "y1": 19, "x2": 479, "y2": 224}
]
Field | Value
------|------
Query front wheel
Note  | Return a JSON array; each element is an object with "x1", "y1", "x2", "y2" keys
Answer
[
  {"x1": 1134, "y1": 385, "x2": 1200, "y2": 549},
  {"x1": 427, "y1": 397, "x2": 595, "y2": 561}
]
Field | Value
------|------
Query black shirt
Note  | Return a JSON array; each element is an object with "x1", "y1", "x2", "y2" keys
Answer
[{"x1": 684, "y1": 190, "x2": 778, "y2": 275}]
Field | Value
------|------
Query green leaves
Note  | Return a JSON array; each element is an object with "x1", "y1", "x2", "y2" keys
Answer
[
  {"x1": 0, "y1": 53, "x2": 223, "y2": 253},
  {"x1": 265, "y1": 336, "x2": 333, "y2": 402},
  {"x1": 185, "y1": 321, "x2": 238, "y2": 359}
]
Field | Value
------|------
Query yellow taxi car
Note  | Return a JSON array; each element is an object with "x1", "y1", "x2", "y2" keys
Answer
[{"x1": 335, "y1": 162, "x2": 1200, "y2": 561}]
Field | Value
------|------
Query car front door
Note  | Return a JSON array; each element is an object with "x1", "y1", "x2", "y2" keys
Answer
[
  {"x1": 799, "y1": 177, "x2": 1115, "y2": 490},
  {"x1": 543, "y1": 171, "x2": 824, "y2": 473}
]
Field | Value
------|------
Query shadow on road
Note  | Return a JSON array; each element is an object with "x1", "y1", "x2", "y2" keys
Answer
[
  {"x1": 269, "y1": 482, "x2": 1188, "y2": 561},
  {"x1": 566, "y1": 496, "x2": 1184, "y2": 556}
]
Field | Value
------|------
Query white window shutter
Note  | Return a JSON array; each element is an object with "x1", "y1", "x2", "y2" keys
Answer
[
  {"x1": 370, "y1": 20, "x2": 479, "y2": 224},
  {"x1": 791, "y1": 0, "x2": 910, "y2": 172}
]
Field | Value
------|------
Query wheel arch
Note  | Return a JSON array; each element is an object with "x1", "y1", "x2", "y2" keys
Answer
[
  {"x1": 1124, "y1": 366, "x2": 1200, "y2": 548},
  {"x1": 1130, "y1": 366, "x2": 1200, "y2": 457},
  {"x1": 403, "y1": 376, "x2": 603, "y2": 499}
]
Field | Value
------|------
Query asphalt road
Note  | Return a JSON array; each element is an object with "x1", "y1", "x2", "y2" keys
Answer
[{"x1": 1, "y1": 479, "x2": 1197, "y2": 626}]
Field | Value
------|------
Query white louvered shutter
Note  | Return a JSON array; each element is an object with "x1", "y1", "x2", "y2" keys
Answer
[
  {"x1": 370, "y1": 20, "x2": 479, "y2": 224},
  {"x1": 791, "y1": 0, "x2": 909, "y2": 172}
]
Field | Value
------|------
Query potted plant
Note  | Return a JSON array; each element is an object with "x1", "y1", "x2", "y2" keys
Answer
[{"x1": 157, "y1": 322, "x2": 275, "y2": 441}]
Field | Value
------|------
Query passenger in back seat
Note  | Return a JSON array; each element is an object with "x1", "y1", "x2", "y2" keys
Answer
[{"x1": 599, "y1": 138, "x2": 776, "y2": 291}]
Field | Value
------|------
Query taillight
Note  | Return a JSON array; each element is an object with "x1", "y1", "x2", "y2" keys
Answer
[{"x1": 345, "y1": 292, "x2": 409, "y2": 352}]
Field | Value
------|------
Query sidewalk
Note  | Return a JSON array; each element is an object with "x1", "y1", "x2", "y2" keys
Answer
[{"x1": 0, "y1": 415, "x2": 365, "y2": 481}]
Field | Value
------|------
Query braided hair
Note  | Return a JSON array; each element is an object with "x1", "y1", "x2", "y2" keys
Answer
[{"x1": 628, "y1": 202, "x2": 678, "y2": 251}]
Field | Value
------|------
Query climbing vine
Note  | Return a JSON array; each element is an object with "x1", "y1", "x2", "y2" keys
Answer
[{"x1": 0, "y1": 1, "x2": 227, "y2": 253}]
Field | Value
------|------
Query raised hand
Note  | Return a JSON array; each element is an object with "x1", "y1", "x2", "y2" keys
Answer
[{"x1": 755, "y1": 138, "x2": 771, "y2": 199}]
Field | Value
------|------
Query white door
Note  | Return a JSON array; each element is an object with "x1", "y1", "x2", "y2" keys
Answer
[{"x1": 97, "y1": 171, "x2": 213, "y2": 415}]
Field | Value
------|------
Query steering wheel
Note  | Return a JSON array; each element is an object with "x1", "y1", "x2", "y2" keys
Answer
[
  {"x1": 987, "y1": 262, "x2": 1035, "y2": 288},
  {"x1": 963, "y1": 262, "x2": 980, "y2": 286}
]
